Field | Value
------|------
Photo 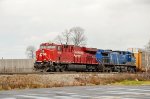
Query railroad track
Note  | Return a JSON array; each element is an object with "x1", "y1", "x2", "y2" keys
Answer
[
  {"x1": 0, "y1": 72, "x2": 54, "y2": 75},
  {"x1": 0, "y1": 72, "x2": 121, "y2": 75}
]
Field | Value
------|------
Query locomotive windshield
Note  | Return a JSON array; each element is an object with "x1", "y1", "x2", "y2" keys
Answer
[
  {"x1": 40, "y1": 45, "x2": 46, "y2": 49},
  {"x1": 40, "y1": 45, "x2": 56, "y2": 49},
  {"x1": 47, "y1": 46, "x2": 56, "y2": 49}
]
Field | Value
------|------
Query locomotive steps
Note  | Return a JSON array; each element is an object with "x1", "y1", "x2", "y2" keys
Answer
[{"x1": 0, "y1": 73, "x2": 150, "y2": 90}]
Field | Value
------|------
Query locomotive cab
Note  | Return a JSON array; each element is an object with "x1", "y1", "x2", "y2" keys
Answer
[
  {"x1": 34, "y1": 43, "x2": 58, "y2": 71},
  {"x1": 37, "y1": 43, "x2": 57, "y2": 61}
]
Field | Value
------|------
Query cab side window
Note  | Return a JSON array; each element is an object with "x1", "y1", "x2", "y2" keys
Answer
[{"x1": 57, "y1": 46, "x2": 62, "y2": 51}]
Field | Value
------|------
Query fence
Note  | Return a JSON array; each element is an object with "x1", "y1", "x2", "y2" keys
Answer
[{"x1": 0, "y1": 59, "x2": 35, "y2": 73}]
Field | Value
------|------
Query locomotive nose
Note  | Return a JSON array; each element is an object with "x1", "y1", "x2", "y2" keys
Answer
[
  {"x1": 40, "y1": 49, "x2": 47, "y2": 56},
  {"x1": 41, "y1": 49, "x2": 44, "y2": 53},
  {"x1": 38, "y1": 49, "x2": 48, "y2": 61}
]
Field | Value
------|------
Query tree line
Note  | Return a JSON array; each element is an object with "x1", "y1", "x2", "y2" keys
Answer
[{"x1": 54, "y1": 27, "x2": 87, "y2": 46}]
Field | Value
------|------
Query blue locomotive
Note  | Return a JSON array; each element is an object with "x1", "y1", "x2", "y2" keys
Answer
[{"x1": 96, "y1": 49, "x2": 136, "y2": 72}]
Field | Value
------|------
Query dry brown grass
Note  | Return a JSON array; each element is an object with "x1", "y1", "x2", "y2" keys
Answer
[
  {"x1": 75, "y1": 73, "x2": 150, "y2": 85},
  {"x1": 0, "y1": 73, "x2": 150, "y2": 90}
]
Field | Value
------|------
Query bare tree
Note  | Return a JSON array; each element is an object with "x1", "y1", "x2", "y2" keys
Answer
[
  {"x1": 70, "y1": 27, "x2": 87, "y2": 46},
  {"x1": 145, "y1": 40, "x2": 150, "y2": 71},
  {"x1": 54, "y1": 35, "x2": 63, "y2": 44},
  {"x1": 26, "y1": 45, "x2": 36, "y2": 59},
  {"x1": 54, "y1": 27, "x2": 87, "y2": 46},
  {"x1": 145, "y1": 40, "x2": 150, "y2": 50},
  {"x1": 62, "y1": 29, "x2": 71, "y2": 45},
  {"x1": 54, "y1": 29, "x2": 71, "y2": 45}
]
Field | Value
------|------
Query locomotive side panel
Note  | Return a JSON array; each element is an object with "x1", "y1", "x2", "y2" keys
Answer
[{"x1": 58, "y1": 45, "x2": 98, "y2": 65}]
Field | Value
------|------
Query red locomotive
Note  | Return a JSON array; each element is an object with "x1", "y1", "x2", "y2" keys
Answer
[{"x1": 34, "y1": 43, "x2": 100, "y2": 72}]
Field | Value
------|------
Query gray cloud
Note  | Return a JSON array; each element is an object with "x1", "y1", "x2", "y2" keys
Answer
[
  {"x1": 0, "y1": 0, "x2": 150, "y2": 58},
  {"x1": 133, "y1": 0, "x2": 150, "y2": 4}
]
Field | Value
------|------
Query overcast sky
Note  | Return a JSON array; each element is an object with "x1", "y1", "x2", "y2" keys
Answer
[{"x1": 0, "y1": 0, "x2": 150, "y2": 59}]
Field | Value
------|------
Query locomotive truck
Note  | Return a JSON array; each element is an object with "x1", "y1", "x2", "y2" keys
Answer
[{"x1": 34, "y1": 43, "x2": 136, "y2": 72}]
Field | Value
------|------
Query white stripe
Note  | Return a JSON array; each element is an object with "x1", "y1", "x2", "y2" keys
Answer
[{"x1": 16, "y1": 95, "x2": 51, "y2": 99}]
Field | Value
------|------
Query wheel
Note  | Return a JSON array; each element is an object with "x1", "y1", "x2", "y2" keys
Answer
[
  {"x1": 86, "y1": 65, "x2": 92, "y2": 72},
  {"x1": 96, "y1": 65, "x2": 101, "y2": 72},
  {"x1": 130, "y1": 67, "x2": 136, "y2": 73},
  {"x1": 89, "y1": 69, "x2": 92, "y2": 72},
  {"x1": 108, "y1": 68, "x2": 112, "y2": 73},
  {"x1": 100, "y1": 65, "x2": 105, "y2": 72},
  {"x1": 117, "y1": 69, "x2": 121, "y2": 73},
  {"x1": 60, "y1": 66, "x2": 66, "y2": 72},
  {"x1": 46, "y1": 66, "x2": 54, "y2": 72},
  {"x1": 55, "y1": 68, "x2": 60, "y2": 72},
  {"x1": 92, "y1": 69, "x2": 96, "y2": 72}
]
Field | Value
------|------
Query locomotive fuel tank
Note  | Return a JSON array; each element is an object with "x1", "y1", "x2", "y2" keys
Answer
[{"x1": 67, "y1": 64, "x2": 87, "y2": 71}]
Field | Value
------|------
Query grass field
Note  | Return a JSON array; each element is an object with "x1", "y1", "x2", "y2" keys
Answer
[
  {"x1": 113, "y1": 80, "x2": 150, "y2": 85},
  {"x1": 0, "y1": 73, "x2": 150, "y2": 90}
]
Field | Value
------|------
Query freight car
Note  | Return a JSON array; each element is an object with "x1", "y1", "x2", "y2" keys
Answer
[
  {"x1": 128, "y1": 48, "x2": 149, "y2": 72},
  {"x1": 34, "y1": 43, "x2": 136, "y2": 72}
]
